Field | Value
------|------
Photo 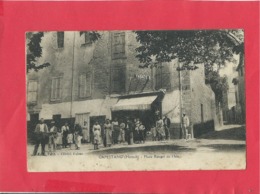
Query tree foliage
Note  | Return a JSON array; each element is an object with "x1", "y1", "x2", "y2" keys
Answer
[
  {"x1": 134, "y1": 30, "x2": 244, "y2": 103},
  {"x1": 26, "y1": 32, "x2": 51, "y2": 73}
]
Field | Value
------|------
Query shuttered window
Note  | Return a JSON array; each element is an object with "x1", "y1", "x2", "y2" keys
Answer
[
  {"x1": 27, "y1": 81, "x2": 38, "y2": 103},
  {"x1": 111, "y1": 67, "x2": 125, "y2": 93},
  {"x1": 112, "y1": 32, "x2": 125, "y2": 59},
  {"x1": 79, "y1": 73, "x2": 92, "y2": 98},
  {"x1": 57, "y1": 32, "x2": 64, "y2": 48},
  {"x1": 51, "y1": 77, "x2": 62, "y2": 101}
]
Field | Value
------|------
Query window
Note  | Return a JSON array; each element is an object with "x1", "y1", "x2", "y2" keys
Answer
[
  {"x1": 111, "y1": 67, "x2": 125, "y2": 93},
  {"x1": 79, "y1": 73, "x2": 92, "y2": 98},
  {"x1": 82, "y1": 32, "x2": 92, "y2": 46},
  {"x1": 112, "y1": 32, "x2": 125, "y2": 59},
  {"x1": 57, "y1": 32, "x2": 64, "y2": 48},
  {"x1": 155, "y1": 71, "x2": 171, "y2": 90},
  {"x1": 51, "y1": 77, "x2": 62, "y2": 101},
  {"x1": 27, "y1": 81, "x2": 38, "y2": 103}
]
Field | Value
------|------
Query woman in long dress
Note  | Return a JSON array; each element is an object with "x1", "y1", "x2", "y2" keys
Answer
[
  {"x1": 82, "y1": 121, "x2": 89, "y2": 143},
  {"x1": 104, "y1": 119, "x2": 113, "y2": 147},
  {"x1": 55, "y1": 128, "x2": 63, "y2": 149},
  {"x1": 156, "y1": 117, "x2": 165, "y2": 141},
  {"x1": 118, "y1": 122, "x2": 125, "y2": 143},
  {"x1": 93, "y1": 127, "x2": 101, "y2": 150}
]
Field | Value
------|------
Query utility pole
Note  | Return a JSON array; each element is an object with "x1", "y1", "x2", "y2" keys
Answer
[
  {"x1": 178, "y1": 60, "x2": 183, "y2": 138},
  {"x1": 70, "y1": 32, "x2": 76, "y2": 119}
]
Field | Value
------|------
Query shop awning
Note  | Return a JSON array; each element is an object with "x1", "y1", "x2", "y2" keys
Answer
[{"x1": 111, "y1": 95, "x2": 158, "y2": 111}]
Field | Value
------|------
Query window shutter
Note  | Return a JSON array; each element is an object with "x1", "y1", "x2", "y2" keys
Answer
[
  {"x1": 57, "y1": 32, "x2": 64, "y2": 48},
  {"x1": 112, "y1": 32, "x2": 125, "y2": 59},
  {"x1": 27, "y1": 81, "x2": 38, "y2": 103}
]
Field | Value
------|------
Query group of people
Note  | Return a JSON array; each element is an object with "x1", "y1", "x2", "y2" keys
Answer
[
  {"x1": 91, "y1": 117, "x2": 147, "y2": 150},
  {"x1": 32, "y1": 113, "x2": 190, "y2": 156},
  {"x1": 150, "y1": 115, "x2": 171, "y2": 141},
  {"x1": 32, "y1": 118, "x2": 84, "y2": 156}
]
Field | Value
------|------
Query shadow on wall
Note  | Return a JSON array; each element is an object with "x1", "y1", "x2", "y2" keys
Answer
[{"x1": 198, "y1": 125, "x2": 246, "y2": 141}]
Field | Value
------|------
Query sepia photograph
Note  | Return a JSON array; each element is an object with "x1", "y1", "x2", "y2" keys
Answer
[{"x1": 26, "y1": 30, "x2": 246, "y2": 172}]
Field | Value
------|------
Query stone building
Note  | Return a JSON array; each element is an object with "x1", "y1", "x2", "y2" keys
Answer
[
  {"x1": 27, "y1": 31, "x2": 218, "y2": 139},
  {"x1": 232, "y1": 53, "x2": 245, "y2": 124}
]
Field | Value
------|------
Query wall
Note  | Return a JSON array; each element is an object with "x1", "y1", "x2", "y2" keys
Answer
[
  {"x1": 27, "y1": 31, "x2": 218, "y2": 139},
  {"x1": 181, "y1": 63, "x2": 219, "y2": 136}
]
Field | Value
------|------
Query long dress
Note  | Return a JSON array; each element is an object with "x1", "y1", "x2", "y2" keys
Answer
[
  {"x1": 82, "y1": 124, "x2": 89, "y2": 143},
  {"x1": 94, "y1": 129, "x2": 101, "y2": 145},
  {"x1": 104, "y1": 123, "x2": 113, "y2": 146},
  {"x1": 156, "y1": 119, "x2": 165, "y2": 140},
  {"x1": 56, "y1": 131, "x2": 63, "y2": 145},
  {"x1": 92, "y1": 124, "x2": 101, "y2": 144},
  {"x1": 118, "y1": 123, "x2": 125, "y2": 143}
]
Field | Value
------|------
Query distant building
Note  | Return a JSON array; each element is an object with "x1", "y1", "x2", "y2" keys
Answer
[
  {"x1": 27, "y1": 31, "x2": 218, "y2": 139},
  {"x1": 232, "y1": 52, "x2": 245, "y2": 124}
]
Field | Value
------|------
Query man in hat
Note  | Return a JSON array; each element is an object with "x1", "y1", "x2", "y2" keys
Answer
[
  {"x1": 61, "y1": 122, "x2": 69, "y2": 148},
  {"x1": 32, "y1": 118, "x2": 48, "y2": 156},
  {"x1": 182, "y1": 113, "x2": 190, "y2": 140},
  {"x1": 48, "y1": 120, "x2": 58, "y2": 153},
  {"x1": 163, "y1": 115, "x2": 171, "y2": 140}
]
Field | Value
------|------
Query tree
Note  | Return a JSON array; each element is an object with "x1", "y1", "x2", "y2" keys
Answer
[
  {"x1": 26, "y1": 32, "x2": 51, "y2": 73},
  {"x1": 26, "y1": 31, "x2": 101, "y2": 73},
  {"x1": 134, "y1": 30, "x2": 243, "y2": 103}
]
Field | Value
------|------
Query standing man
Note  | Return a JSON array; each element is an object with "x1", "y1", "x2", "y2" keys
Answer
[
  {"x1": 32, "y1": 118, "x2": 48, "y2": 156},
  {"x1": 125, "y1": 117, "x2": 133, "y2": 145},
  {"x1": 61, "y1": 122, "x2": 69, "y2": 148},
  {"x1": 182, "y1": 113, "x2": 190, "y2": 140},
  {"x1": 112, "y1": 118, "x2": 119, "y2": 144},
  {"x1": 163, "y1": 115, "x2": 171, "y2": 140}
]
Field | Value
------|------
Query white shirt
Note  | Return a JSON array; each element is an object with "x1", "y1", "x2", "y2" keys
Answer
[
  {"x1": 39, "y1": 124, "x2": 45, "y2": 132},
  {"x1": 50, "y1": 126, "x2": 55, "y2": 133},
  {"x1": 61, "y1": 125, "x2": 69, "y2": 132}
]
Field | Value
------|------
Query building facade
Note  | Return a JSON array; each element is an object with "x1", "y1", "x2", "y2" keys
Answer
[
  {"x1": 232, "y1": 53, "x2": 245, "y2": 124},
  {"x1": 27, "y1": 31, "x2": 218, "y2": 139}
]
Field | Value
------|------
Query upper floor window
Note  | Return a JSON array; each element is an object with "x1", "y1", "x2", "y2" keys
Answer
[
  {"x1": 79, "y1": 73, "x2": 92, "y2": 98},
  {"x1": 155, "y1": 68, "x2": 171, "y2": 90},
  {"x1": 51, "y1": 77, "x2": 62, "y2": 101},
  {"x1": 111, "y1": 67, "x2": 125, "y2": 93},
  {"x1": 27, "y1": 81, "x2": 38, "y2": 104},
  {"x1": 57, "y1": 32, "x2": 64, "y2": 48},
  {"x1": 112, "y1": 32, "x2": 125, "y2": 59},
  {"x1": 81, "y1": 32, "x2": 92, "y2": 46}
]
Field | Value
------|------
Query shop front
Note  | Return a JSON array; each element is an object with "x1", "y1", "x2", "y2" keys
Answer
[{"x1": 111, "y1": 91, "x2": 165, "y2": 130}]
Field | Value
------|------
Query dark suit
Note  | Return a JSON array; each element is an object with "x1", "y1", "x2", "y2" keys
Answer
[
  {"x1": 33, "y1": 123, "x2": 48, "y2": 156},
  {"x1": 125, "y1": 121, "x2": 134, "y2": 145},
  {"x1": 163, "y1": 117, "x2": 171, "y2": 140}
]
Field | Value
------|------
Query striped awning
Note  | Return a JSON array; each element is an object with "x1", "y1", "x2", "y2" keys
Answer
[{"x1": 111, "y1": 95, "x2": 157, "y2": 111}]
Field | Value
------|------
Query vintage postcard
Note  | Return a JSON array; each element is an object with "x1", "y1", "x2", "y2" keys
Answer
[{"x1": 26, "y1": 30, "x2": 246, "y2": 172}]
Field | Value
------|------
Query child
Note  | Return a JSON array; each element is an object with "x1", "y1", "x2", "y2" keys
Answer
[
  {"x1": 55, "y1": 128, "x2": 63, "y2": 149},
  {"x1": 151, "y1": 125, "x2": 157, "y2": 141},
  {"x1": 94, "y1": 128, "x2": 101, "y2": 150},
  {"x1": 67, "y1": 129, "x2": 73, "y2": 149}
]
